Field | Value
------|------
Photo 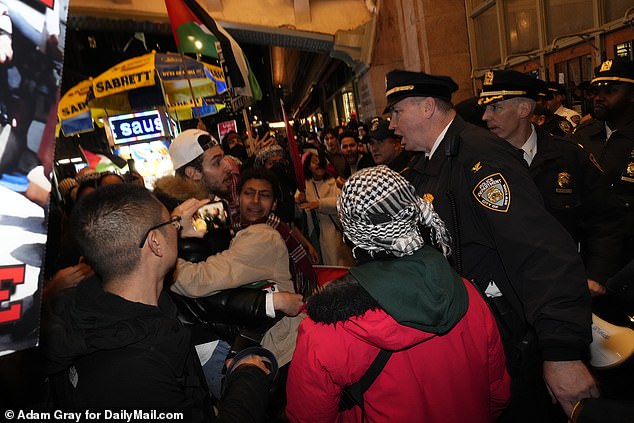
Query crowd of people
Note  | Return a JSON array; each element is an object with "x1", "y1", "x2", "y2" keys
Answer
[{"x1": 34, "y1": 57, "x2": 634, "y2": 422}]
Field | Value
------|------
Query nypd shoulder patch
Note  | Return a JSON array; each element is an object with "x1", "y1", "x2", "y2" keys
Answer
[
  {"x1": 472, "y1": 173, "x2": 511, "y2": 212},
  {"x1": 559, "y1": 120, "x2": 572, "y2": 134}
]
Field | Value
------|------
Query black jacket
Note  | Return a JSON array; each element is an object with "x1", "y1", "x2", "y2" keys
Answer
[
  {"x1": 42, "y1": 277, "x2": 271, "y2": 422},
  {"x1": 570, "y1": 117, "x2": 634, "y2": 262},
  {"x1": 530, "y1": 126, "x2": 623, "y2": 282},
  {"x1": 402, "y1": 116, "x2": 592, "y2": 362},
  {"x1": 42, "y1": 277, "x2": 212, "y2": 421}
]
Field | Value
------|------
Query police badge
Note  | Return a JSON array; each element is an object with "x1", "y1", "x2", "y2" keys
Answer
[{"x1": 556, "y1": 172, "x2": 573, "y2": 193}]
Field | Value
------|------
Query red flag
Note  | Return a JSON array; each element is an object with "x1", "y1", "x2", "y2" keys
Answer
[{"x1": 281, "y1": 99, "x2": 305, "y2": 193}]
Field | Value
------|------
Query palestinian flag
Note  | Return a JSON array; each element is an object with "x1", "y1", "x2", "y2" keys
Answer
[{"x1": 164, "y1": 0, "x2": 262, "y2": 100}]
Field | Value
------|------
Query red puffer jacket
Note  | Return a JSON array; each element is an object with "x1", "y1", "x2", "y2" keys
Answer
[{"x1": 286, "y1": 280, "x2": 510, "y2": 423}]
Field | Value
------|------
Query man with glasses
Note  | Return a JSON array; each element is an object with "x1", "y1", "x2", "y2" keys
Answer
[{"x1": 43, "y1": 183, "x2": 273, "y2": 421}]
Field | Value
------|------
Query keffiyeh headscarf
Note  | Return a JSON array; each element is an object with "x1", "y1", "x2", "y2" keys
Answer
[
  {"x1": 337, "y1": 165, "x2": 452, "y2": 258},
  {"x1": 254, "y1": 144, "x2": 285, "y2": 168}
]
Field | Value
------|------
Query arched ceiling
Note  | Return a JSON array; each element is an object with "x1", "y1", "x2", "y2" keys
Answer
[
  {"x1": 68, "y1": 0, "x2": 374, "y2": 38},
  {"x1": 64, "y1": 0, "x2": 379, "y2": 119},
  {"x1": 68, "y1": 0, "x2": 377, "y2": 71}
]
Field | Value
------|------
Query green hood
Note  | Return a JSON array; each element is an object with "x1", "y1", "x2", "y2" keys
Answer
[{"x1": 350, "y1": 246, "x2": 468, "y2": 333}]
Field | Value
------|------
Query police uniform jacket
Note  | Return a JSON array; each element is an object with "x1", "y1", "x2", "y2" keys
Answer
[
  {"x1": 541, "y1": 113, "x2": 572, "y2": 137},
  {"x1": 570, "y1": 117, "x2": 634, "y2": 245},
  {"x1": 530, "y1": 125, "x2": 623, "y2": 283},
  {"x1": 402, "y1": 115, "x2": 592, "y2": 361}
]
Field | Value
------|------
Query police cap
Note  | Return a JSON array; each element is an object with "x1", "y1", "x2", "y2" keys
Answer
[
  {"x1": 591, "y1": 58, "x2": 634, "y2": 86},
  {"x1": 478, "y1": 69, "x2": 543, "y2": 105},
  {"x1": 546, "y1": 81, "x2": 566, "y2": 96},
  {"x1": 384, "y1": 69, "x2": 458, "y2": 113},
  {"x1": 369, "y1": 119, "x2": 400, "y2": 143}
]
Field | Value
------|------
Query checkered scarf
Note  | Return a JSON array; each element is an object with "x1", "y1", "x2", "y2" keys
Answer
[
  {"x1": 337, "y1": 165, "x2": 452, "y2": 258},
  {"x1": 254, "y1": 144, "x2": 285, "y2": 168}
]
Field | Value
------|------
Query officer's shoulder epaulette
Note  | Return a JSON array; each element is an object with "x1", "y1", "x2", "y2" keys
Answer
[{"x1": 572, "y1": 118, "x2": 601, "y2": 134}]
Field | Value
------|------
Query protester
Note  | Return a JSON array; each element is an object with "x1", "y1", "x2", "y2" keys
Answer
[
  {"x1": 253, "y1": 144, "x2": 320, "y2": 263},
  {"x1": 42, "y1": 183, "x2": 273, "y2": 422},
  {"x1": 287, "y1": 166, "x2": 510, "y2": 422},
  {"x1": 339, "y1": 130, "x2": 373, "y2": 174},
  {"x1": 296, "y1": 150, "x2": 354, "y2": 267}
]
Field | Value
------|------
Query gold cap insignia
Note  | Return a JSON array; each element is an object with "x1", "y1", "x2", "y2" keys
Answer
[
  {"x1": 600, "y1": 60, "x2": 613, "y2": 72},
  {"x1": 484, "y1": 71, "x2": 494, "y2": 86},
  {"x1": 423, "y1": 193, "x2": 434, "y2": 203}
]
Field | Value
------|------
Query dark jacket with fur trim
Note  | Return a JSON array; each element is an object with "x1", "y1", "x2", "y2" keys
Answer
[
  {"x1": 153, "y1": 175, "x2": 231, "y2": 260},
  {"x1": 287, "y1": 261, "x2": 510, "y2": 423}
]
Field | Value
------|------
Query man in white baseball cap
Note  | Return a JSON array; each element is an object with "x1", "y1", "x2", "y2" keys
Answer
[{"x1": 169, "y1": 128, "x2": 233, "y2": 198}]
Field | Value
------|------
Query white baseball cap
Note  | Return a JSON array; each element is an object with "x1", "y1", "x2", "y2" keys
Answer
[{"x1": 169, "y1": 129, "x2": 220, "y2": 170}]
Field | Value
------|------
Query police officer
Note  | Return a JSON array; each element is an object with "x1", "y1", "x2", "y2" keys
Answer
[
  {"x1": 367, "y1": 119, "x2": 411, "y2": 172},
  {"x1": 385, "y1": 69, "x2": 598, "y2": 422},
  {"x1": 532, "y1": 103, "x2": 573, "y2": 136},
  {"x1": 480, "y1": 70, "x2": 623, "y2": 296},
  {"x1": 546, "y1": 82, "x2": 582, "y2": 127},
  {"x1": 569, "y1": 59, "x2": 634, "y2": 267}
]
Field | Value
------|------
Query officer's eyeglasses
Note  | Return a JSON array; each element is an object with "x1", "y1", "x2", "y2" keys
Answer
[{"x1": 138, "y1": 216, "x2": 182, "y2": 248}]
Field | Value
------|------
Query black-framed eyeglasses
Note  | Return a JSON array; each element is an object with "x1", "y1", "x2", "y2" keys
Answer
[{"x1": 138, "y1": 215, "x2": 182, "y2": 248}]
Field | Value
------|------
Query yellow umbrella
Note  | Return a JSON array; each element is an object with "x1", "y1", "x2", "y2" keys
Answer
[{"x1": 89, "y1": 51, "x2": 226, "y2": 118}]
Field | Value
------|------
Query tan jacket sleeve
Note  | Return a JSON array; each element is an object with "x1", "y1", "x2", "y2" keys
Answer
[
  {"x1": 171, "y1": 224, "x2": 292, "y2": 297},
  {"x1": 0, "y1": 3, "x2": 11, "y2": 35}
]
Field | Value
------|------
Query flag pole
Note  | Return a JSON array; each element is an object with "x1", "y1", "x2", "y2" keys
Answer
[
  {"x1": 281, "y1": 99, "x2": 305, "y2": 193},
  {"x1": 178, "y1": 52, "x2": 201, "y2": 122}
]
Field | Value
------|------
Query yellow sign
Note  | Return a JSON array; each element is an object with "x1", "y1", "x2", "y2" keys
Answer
[
  {"x1": 58, "y1": 80, "x2": 92, "y2": 119},
  {"x1": 92, "y1": 53, "x2": 156, "y2": 98}
]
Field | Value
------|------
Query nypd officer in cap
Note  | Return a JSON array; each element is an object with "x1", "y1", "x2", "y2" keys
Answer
[
  {"x1": 570, "y1": 58, "x2": 634, "y2": 268},
  {"x1": 385, "y1": 69, "x2": 599, "y2": 422},
  {"x1": 480, "y1": 70, "x2": 623, "y2": 297}
]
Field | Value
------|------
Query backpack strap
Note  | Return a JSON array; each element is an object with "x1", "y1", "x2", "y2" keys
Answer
[{"x1": 338, "y1": 348, "x2": 392, "y2": 412}]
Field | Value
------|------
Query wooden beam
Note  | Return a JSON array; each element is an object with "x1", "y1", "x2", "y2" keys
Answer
[
  {"x1": 205, "y1": 0, "x2": 223, "y2": 13},
  {"x1": 294, "y1": 0, "x2": 310, "y2": 25}
]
